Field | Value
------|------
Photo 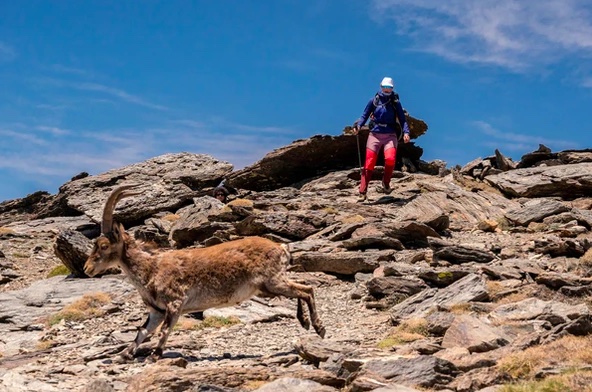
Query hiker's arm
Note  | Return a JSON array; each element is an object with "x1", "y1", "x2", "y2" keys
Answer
[
  {"x1": 355, "y1": 99, "x2": 374, "y2": 129},
  {"x1": 395, "y1": 101, "x2": 410, "y2": 136}
]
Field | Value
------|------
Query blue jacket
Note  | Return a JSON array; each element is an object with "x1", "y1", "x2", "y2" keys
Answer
[{"x1": 357, "y1": 90, "x2": 410, "y2": 136}]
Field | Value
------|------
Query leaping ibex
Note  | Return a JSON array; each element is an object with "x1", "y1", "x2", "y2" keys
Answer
[{"x1": 84, "y1": 184, "x2": 325, "y2": 361}]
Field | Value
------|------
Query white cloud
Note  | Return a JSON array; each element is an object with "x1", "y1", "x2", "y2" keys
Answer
[
  {"x1": 472, "y1": 120, "x2": 579, "y2": 150},
  {"x1": 72, "y1": 82, "x2": 169, "y2": 111},
  {"x1": 35, "y1": 126, "x2": 71, "y2": 136},
  {"x1": 582, "y1": 77, "x2": 592, "y2": 88},
  {"x1": 0, "y1": 42, "x2": 16, "y2": 61},
  {"x1": 0, "y1": 117, "x2": 297, "y2": 188},
  {"x1": 371, "y1": 0, "x2": 592, "y2": 72},
  {"x1": 50, "y1": 64, "x2": 91, "y2": 76},
  {"x1": 0, "y1": 129, "x2": 48, "y2": 145}
]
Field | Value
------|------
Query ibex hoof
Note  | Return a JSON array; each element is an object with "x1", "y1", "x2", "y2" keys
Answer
[
  {"x1": 118, "y1": 347, "x2": 135, "y2": 362},
  {"x1": 315, "y1": 325, "x2": 326, "y2": 339},
  {"x1": 147, "y1": 347, "x2": 163, "y2": 362}
]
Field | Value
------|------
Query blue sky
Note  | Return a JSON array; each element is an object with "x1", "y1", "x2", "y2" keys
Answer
[{"x1": 1, "y1": 1, "x2": 591, "y2": 202}]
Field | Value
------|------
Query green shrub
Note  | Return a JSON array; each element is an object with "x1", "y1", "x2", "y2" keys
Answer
[{"x1": 47, "y1": 264, "x2": 71, "y2": 278}]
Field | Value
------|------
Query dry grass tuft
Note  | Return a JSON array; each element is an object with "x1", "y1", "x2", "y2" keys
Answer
[
  {"x1": 227, "y1": 199, "x2": 254, "y2": 208},
  {"x1": 498, "y1": 336, "x2": 592, "y2": 380},
  {"x1": 449, "y1": 302, "x2": 476, "y2": 314},
  {"x1": 496, "y1": 216, "x2": 514, "y2": 231},
  {"x1": 322, "y1": 206, "x2": 339, "y2": 214},
  {"x1": 377, "y1": 318, "x2": 429, "y2": 348},
  {"x1": 340, "y1": 215, "x2": 366, "y2": 224},
  {"x1": 36, "y1": 338, "x2": 57, "y2": 351},
  {"x1": 174, "y1": 317, "x2": 200, "y2": 331},
  {"x1": 161, "y1": 214, "x2": 180, "y2": 222},
  {"x1": 243, "y1": 380, "x2": 268, "y2": 390},
  {"x1": 500, "y1": 370, "x2": 592, "y2": 392},
  {"x1": 486, "y1": 280, "x2": 506, "y2": 297},
  {"x1": 580, "y1": 248, "x2": 592, "y2": 267},
  {"x1": 47, "y1": 292, "x2": 111, "y2": 326},
  {"x1": 193, "y1": 316, "x2": 241, "y2": 330},
  {"x1": 494, "y1": 290, "x2": 533, "y2": 305}
]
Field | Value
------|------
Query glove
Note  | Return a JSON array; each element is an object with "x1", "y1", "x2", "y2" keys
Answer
[{"x1": 352, "y1": 121, "x2": 360, "y2": 135}]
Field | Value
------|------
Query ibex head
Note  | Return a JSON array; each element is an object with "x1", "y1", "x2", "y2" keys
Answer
[{"x1": 84, "y1": 184, "x2": 141, "y2": 277}]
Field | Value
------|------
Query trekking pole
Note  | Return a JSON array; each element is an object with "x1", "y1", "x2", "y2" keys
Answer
[{"x1": 355, "y1": 132, "x2": 363, "y2": 175}]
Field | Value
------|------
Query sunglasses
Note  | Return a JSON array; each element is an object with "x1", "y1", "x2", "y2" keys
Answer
[{"x1": 381, "y1": 85, "x2": 394, "y2": 89}]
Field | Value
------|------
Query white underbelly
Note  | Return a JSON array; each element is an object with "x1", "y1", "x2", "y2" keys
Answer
[{"x1": 183, "y1": 284, "x2": 259, "y2": 312}]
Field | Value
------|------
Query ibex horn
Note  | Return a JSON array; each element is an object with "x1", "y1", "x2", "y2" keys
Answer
[{"x1": 101, "y1": 184, "x2": 142, "y2": 234}]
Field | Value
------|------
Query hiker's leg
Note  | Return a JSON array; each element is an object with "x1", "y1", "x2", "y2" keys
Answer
[
  {"x1": 359, "y1": 149, "x2": 378, "y2": 193},
  {"x1": 383, "y1": 147, "x2": 397, "y2": 186},
  {"x1": 382, "y1": 136, "x2": 398, "y2": 187},
  {"x1": 360, "y1": 134, "x2": 380, "y2": 194}
]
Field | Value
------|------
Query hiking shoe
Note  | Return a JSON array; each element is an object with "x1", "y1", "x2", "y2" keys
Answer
[
  {"x1": 357, "y1": 192, "x2": 367, "y2": 202},
  {"x1": 376, "y1": 183, "x2": 393, "y2": 194}
]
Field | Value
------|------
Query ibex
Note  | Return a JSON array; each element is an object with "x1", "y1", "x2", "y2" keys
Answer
[{"x1": 84, "y1": 184, "x2": 325, "y2": 361}]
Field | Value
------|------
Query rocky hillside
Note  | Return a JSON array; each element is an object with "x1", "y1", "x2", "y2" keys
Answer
[{"x1": 1, "y1": 130, "x2": 592, "y2": 392}]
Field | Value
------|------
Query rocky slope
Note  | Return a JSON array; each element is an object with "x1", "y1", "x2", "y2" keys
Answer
[{"x1": 1, "y1": 132, "x2": 592, "y2": 392}]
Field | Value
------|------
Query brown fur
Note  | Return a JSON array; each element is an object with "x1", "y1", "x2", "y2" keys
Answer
[{"x1": 84, "y1": 186, "x2": 325, "y2": 361}]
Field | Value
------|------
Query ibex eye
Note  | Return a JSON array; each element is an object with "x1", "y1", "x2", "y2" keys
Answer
[{"x1": 101, "y1": 244, "x2": 109, "y2": 250}]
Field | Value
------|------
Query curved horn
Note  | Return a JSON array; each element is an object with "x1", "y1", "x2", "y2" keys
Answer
[{"x1": 101, "y1": 184, "x2": 141, "y2": 234}]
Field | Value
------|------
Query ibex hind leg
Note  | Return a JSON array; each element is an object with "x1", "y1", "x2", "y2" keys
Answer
[
  {"x1": 259, "y1": 287, "x2": 311, "y2": 330},
  {"x1": 264, "y1": 277, "x2": 325, "y2": 338},
  {"x1": 120, "y1": 309, "x2": 165, "y2": 360},
  {"x1": 297, "y1": 299, "x2": 311, "y2": 330}
]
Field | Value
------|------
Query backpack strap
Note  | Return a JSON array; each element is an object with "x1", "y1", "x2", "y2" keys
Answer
[{"x1": 373, "y1": 92, "x2": 400, "y2": 108}]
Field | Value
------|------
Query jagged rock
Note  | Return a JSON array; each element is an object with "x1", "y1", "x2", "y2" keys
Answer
[
  {"x1": 395, "y1": 181, "x2": 521, "y2": 231},
  {"x1": 488, "y1": 298, "x2": 589, "y2": 325},
  {"x1": 253, "y1": 377, "x2": 338, "y2": 392},
  {"x1": 533, "y1": 236, "x2": 590, "y2": 258},
  {"x1": 517, "y1": 144, "x2": 557, "y2": 168},
  {"x1": 235, "y1": 211, "x2": 327, "y2": 240},
  {"x1": 366, "y1": 276, "x2": 428, "y2": 298},
  {"x1": 0, "y1": 191, "x2": 53, "y2": 226},
  {"x1": 38, "y1": 153, "x2": 233, "y2": 224},
  {"x1": 441, "y1": 315, "x2": 509, "y2": 353},
  {"x1": 494, "y1": 149, "x2": 517, "y2": 171},
  {"x1": 53, "y1": 229, "x2": 94, "y2": 278},
  {"x1": 390, "y1": 274, "x2": 489, "y2": 323},
  {"x1": 558, "y1": 149, "x2": 592, "y2": 164},
  {"x1": 504, "y1": 199, "x2": 570, "y2": 226},
  {"x1": 292, "y1": 250, "x2": 384, "y2": 275},
  {"x1": 485, "y1": 162, "x2": 592, "y2": 199},
  {"x1": 360, "y1": 355, "x2": 458, "y2": 389},
  {"x1": 429, "y1": 239, "x2": 496, "y2": 264},
  {"x1": 229, "y1": 135, "x2": 369, "y2": 192}
]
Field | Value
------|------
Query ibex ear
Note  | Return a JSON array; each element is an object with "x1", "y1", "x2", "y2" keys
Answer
[{"x1": 111, "y1": 222, "x2": 126, "y2": 243}]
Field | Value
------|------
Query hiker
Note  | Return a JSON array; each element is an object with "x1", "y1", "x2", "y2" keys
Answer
[
  {"x1": 213, "y1": 185, "x2": 230, "y2": 203},
  {"x1": 352, "y1": 76, "x2": 411, "y2": 202},
  {"x1": 212, "y1": 179, "x2": 237, "y2": 203}
]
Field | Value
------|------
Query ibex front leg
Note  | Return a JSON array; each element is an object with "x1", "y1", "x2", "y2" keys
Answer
[
  {"x1": 120, "y1": 309, "x2": 164, "y2": 360},
  {"x1": 149, "y1": 301, "x2": 183, "y2": 361}
]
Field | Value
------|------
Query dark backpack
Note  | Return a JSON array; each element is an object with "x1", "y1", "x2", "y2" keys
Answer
[
  {"x1": 370, "y1": 92, "x2": 403, "y2": 138},
  {"x1": 372, "y1": 92, "x2": 400, "y2": 109}
]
